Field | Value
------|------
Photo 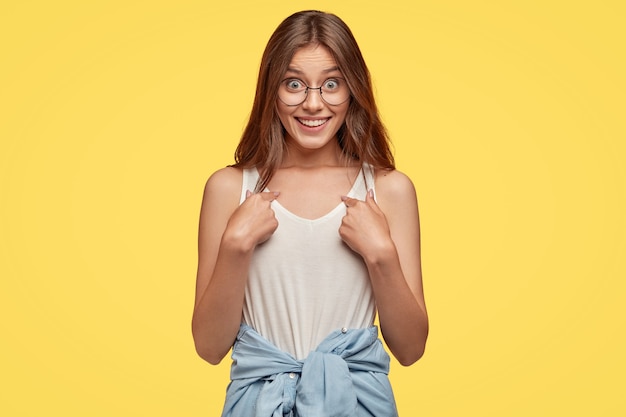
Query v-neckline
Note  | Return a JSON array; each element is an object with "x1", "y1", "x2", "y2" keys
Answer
[{"x1": 257, "y1": 166, "x2": 363, "y2": 223}]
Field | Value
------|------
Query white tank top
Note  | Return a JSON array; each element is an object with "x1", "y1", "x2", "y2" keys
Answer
[{"x1": 239, "y1": 164, "x2": 377, "y2": 359}]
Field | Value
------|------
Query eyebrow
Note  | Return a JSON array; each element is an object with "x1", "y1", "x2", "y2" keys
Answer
[{"x1": 285, "y1": 66, "x2": 342, "y2": 75}]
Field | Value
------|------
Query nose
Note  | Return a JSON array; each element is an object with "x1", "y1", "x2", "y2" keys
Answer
[{"x1": 302, "y1": 87, "x2": 324, "y2": 111}]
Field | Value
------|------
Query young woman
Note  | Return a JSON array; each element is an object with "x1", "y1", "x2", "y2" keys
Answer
[{"x1": 192, "y1": 10, "x2": 428, "y2": 416}]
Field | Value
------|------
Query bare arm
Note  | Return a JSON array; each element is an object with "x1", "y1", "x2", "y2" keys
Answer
[
  {"x1": 191, "y1": 167, "x2": 279, "y2": 364},
  {"x1": 339, "y1": 170, "x2": 428, "y2": 365}
]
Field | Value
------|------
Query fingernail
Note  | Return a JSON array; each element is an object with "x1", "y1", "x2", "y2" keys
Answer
[
  {"x1": 273, "y1": 191, "x2": 280, "y2": 197},
  {"x1": 246, "y1": 190, "x2": 252, "y2": 198},
  {"x1": 341, "y1": 195, "x2": 348, "y2": 201},
  {"x1": 368, "y1": 189, "x2": 374, "y2": 198}
]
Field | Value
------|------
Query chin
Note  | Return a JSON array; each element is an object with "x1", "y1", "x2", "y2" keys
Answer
[{"x1": 287, "y1": 133, "x2": 339, "y2": 151}]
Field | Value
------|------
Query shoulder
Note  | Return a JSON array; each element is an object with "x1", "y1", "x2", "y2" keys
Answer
[
  {"x1": 374, "y1": 169, "x2": 417, "y2": 202},
  {"x1": 204, "y1": 166, "x2": 243, "y2": 195},
  {"x1": 200, "y1": 166, "x2": 244, "y2": 214},
  {"x1": 374, "y1": 168, "x2": 419, "y2": 223}
]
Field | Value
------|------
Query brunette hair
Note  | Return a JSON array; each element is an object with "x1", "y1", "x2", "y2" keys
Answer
[{"x1": 233, "y1": 10, "x2": 394, "y2": 191}]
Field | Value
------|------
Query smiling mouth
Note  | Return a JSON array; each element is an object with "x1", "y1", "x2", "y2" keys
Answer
[{"x1": 297, "y1": 118, "x2": 329, "y2": 127}]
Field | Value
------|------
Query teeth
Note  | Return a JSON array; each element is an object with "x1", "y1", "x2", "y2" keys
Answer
[{"x1": 298, "y1": 118, "x2": 328, "y2": 127}]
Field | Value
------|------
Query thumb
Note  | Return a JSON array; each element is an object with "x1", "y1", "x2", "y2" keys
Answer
[
  {"x1": 260, "y1": 191, "x2": 280, "y2": 201},
  {"x1": 341, "y1": 195, "x2": 358, "y2": 207}
]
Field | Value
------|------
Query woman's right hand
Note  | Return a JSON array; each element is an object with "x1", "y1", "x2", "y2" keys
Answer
[
  {"x1": 222, "y1": 190, "x2": 280, "y2": 252},
  {"x1": 192, "y1": 174, "x2": 280, "y2": 364}
]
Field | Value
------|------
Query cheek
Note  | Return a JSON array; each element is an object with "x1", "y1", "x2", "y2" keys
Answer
[
  {"x1": 276, "y1": 103, "x2": 294, "y2": 125},
  {"x1": 277, "y1": 115, "x2": 294, "y2": 134},
  {"x1": 335, "y1": 105, "x2": 349, "y2": 125}
]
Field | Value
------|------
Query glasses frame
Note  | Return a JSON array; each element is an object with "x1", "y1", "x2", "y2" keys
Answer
[{"x1": 277, "y1": 77, "x2": 351, "y2": 107}]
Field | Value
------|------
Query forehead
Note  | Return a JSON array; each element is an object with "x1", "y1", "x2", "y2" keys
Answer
[{"x1": 286, "y1": 44, "x2": 339, "y2": 73}]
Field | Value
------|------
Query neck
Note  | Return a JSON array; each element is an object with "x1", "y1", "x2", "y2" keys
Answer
[{"x1": 281, "y1": 139, "x2": 347, "y2": 168}]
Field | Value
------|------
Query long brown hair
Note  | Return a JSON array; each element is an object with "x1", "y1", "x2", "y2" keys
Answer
[{"x1": 232, "y1": 10, "x2": 394, "y2": 191}]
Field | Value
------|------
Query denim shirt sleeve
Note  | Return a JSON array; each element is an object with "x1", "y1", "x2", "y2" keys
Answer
[{"x1": 220, "y1": 324, "x2": 398, "y2": 417}]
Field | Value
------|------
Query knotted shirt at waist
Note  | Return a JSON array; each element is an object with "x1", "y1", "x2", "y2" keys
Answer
[{"x1": 220, "y1": 323, "x2": 398, "y2": 417}]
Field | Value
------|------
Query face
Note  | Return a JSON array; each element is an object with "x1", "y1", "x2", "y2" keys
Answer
[{"x1": 276, "y1": 44, "x2": 349, "y2": 156}]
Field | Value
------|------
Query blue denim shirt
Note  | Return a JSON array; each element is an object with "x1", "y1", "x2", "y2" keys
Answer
[{"x1": 220, "y1": 323, "x2": 398, "y2": 417}]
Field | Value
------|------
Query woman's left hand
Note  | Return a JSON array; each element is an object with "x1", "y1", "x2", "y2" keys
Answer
[
  {"x1": 340, "y1": 172, "x2": 428, "y2": 366},
  {"x1": 339, "y1": 190, "x2": 395, "y2": 261}
]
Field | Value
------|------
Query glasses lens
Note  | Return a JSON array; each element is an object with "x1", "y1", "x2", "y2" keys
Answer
[
  {"x1": 320, "y1": 78, "x2": 349, "y2": 105},
  {"x1": 278, "y1": 78, "x2": 349, "y2": 106},
  {"x1": 278, "y1": 79, "x2": 307, "y2": 106}
]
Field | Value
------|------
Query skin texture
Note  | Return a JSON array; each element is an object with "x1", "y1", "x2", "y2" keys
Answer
[{"x1": 192, "y1": 44, "x2": 428, "y2": 366}]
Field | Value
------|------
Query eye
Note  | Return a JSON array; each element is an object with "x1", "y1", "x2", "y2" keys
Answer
[
  {"x1": 323, "y1": 78, "x2": 341, "y2": 91},
  {"x1": 284, "y1": 79, "x2": 305, "y2": 91}
]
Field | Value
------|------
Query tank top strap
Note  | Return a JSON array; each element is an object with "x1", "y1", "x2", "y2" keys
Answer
[
  {"x1": 361, "y1": 163, "x2": 376, "y2": 196},
  {"x1": 240, "y1": 167, "x2": 260, "y2": 204}
]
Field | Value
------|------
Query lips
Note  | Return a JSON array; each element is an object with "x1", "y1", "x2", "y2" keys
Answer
[{"x1": 297, "y1": 118, "x2": 329, "y2": 127}]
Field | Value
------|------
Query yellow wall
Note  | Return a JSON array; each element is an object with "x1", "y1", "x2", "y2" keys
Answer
[{"x1": 1, "y1": 1, "x2": 624, "y2": 415}]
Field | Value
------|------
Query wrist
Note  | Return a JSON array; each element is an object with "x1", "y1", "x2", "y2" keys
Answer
[
  {"x1": 362, "y1": 238, "x2": 397, "y2": 267},
  {"x1": 221, "y1": 228, "x2": 256, "y2": 255}
]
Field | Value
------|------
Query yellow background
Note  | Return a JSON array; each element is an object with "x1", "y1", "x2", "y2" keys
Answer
[{"x1": 1, "y1": 1, "x2": 624, "y2": 415}]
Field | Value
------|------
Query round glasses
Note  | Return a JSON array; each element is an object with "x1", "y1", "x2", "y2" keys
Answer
[{"x1": 278, "y1": 77, "x2": 350, "y2": 106}]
